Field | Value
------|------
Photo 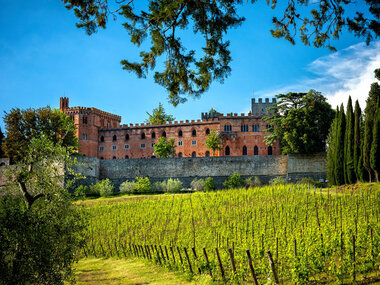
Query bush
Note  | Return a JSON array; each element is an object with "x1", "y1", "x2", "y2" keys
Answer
[
  {"x1": 244, "y1": 176, "x2": 261, "y2": 188},
  {"x1": 152, "y1": 181, "x2": 166, "y2": 193},
  {"x1": 119, "y1": 180, "x2": 136, "y2": 194},
  {"x1": 190, "y1": 178, "x2": 205, "y2": 191},
  {"x1": 90, "y1": 179, "x2": 114, "y2": 197},
  {"x1": 204, "y1": 177, "x2": 216, "y2": 191},
  {"x1": 223, "y1": 173, "x2": 245, "y2": 189},
  {"x1": 73, "y1": 185, "x2": 89, "y2": 200},
  {"x1": 269, "y1": 176, "x2": 287, "y2": 185},
  {"x1": 134, "y1": 177, "x2": 152, "y2": 193},
  {"x1": 166, "y1": 178, "x2": 183, "y2": 193},
  {"x1": 299, "y1": 177, "x2": 323, "y2": 187}
]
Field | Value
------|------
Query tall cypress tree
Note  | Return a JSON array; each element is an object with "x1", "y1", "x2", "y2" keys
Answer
[
  {"x1": 363, "y1": 82, "x2": 380, "y2": 182},
  {"x1": 327, "y1": 109, "x2": 338, "y2": 185},
  {"x1": 0, "y1": 127, "x2": 4, "y2": 158},
  {"x1": 353, "y1": 100, "x2": 363, "y2": 182},
  {"x1": 370, "y1": 107, "x2": 380, "y2": 182},
  {"x1": 344, "y1": 96, "x2": 355, "y2": 184},
  {"x1": 335, "y1": 104, "x2": 346, "y2": 185}
]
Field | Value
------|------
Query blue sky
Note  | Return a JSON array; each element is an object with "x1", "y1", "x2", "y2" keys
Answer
[{"x1": 0, "y1": 0, "x2": 379, "y2": 130}]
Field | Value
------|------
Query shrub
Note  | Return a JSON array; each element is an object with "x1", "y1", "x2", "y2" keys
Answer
[
  {"x1": 134, "y1": 177, "x2": 152, "y2": 193},
  {"x1": 223, "y1": 173, "x2": 244, "y2": 189},
  {"x1": 119, "y1": 180, "x2": 136, "y2": 194},
  {"x1": 190, "y1": 178, "x2": 205, "y2": 191},
  {"x1": 269, "y1": 176, "x2": 287, "y2": 185},
  {"x1": 91, "y1": 179, "x2": 114, "y2": 197},
  {"x1": 73, "y1": 185, "x2": 89, "y2": 199},
  {"x1": 204, "y1": 177, "x2": 216, "y2": 191},
  {"x1": 165, "y1": 178, "x2": 183, "y2": 193},
  {"x1": 152, "y1": 181, "x2": 166, "y2": 193},
  {"x1": 299, "y1": 177, "x2": 323, "y2": 187},
  {"x1": 244, "y1": 176, "x2": 262, "y2": 188}
]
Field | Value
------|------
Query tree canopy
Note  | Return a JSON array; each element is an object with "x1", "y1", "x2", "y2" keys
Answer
[
  {"x1": 265, "y1": 90, "x2": 335, "y2": 154},
  {"x1": 145, "y1": 103, "x2": 175, "y2": 124},
  {"x1": 2, "y1": 107, "x2": 78, "y2": 163},
  {"x1": 205, "y1": 130, "x2": 223, "y2": 156},
  {"x1": 62, "y1": 0, "x2": 379, "y2": 105},
  {"x1": 153, "y1": 136, "x2": 176, "y2": 158}
]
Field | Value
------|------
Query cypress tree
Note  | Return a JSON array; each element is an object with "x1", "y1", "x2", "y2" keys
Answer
[
  {"x1": 335, "y1": 104, "x2": 346, "y2": 185},
  {"x1": 344, "y1": 96, "x2": 355, "y2": 184},
  {"x1": 353, "y1": 100, "x2": 363, "y2": 182},
  {"x1": 0, "y1": 127, "x2": 4, "y2": 158},
  {"x1": 327, "y1": 109, "x2": 338, "y2": 185},
  {"x1": 370, "y1": 108, "x2": 380, "y2": 182}
]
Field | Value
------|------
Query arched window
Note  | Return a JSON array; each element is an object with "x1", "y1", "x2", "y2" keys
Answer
[
  {"x1": 100, "y1": 136, "x2": 104, "y2": 142},
  {"x1": 254, "y1": 146, "x2": 258, "y2": 155},
  {"x1": 112, "y1": 135, "x2": 117, "y2": 141},
  {"x1": 205, "y1": 151, "x2": 210, "y2": 157},
  {"x1": 151, "y1": 132, "x2": 156, "y2": 138},
  {"x1": 113, "y1": 156, "x2": 116, "y2": 159},
  {"x1": 224, "y1": 124, "x2": 232, "y2": 132},
  {"x1": 205, "y1": 128, "x2": 210, "y2": 135},
  {"x1": 178, "y1": 130, "x2": 183, "y2": 137},
  {"x1": 192, "y1": 129, "x2": 196, "y2": 137},
  {"x1": 125, "y1": 134, "x2": 129, "y2": 141},
  {"x1": 268, "y1": 146, "x2": 272, "y2": 155},
  {"x1": 243, "y1": 145, "x2": 247, "y2": 155},
  {"x1": 151, "y1": 155, "x2": 156, "y2": 158},
  {"x1": 100, "y1": 157, "x2": 104, "y2": 160},
  {"x1": 178, "y1": 152, "x2": 183, "y2": 157},
  {"x1": 192, "y1": 151, "x2": 197, "y2": 157},
  {"x1": 162, "y1": 131, "x2": 166, "y2": 137},
  {"x1": 225, "y1": 146, "x2": 230, "y2": 156},
  {"x1": 141, "y1": 132, "x2": 145, "y2": 139}
]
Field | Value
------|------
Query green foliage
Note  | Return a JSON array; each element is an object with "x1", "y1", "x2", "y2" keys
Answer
[
  {"x1": 204, "y1": 177, "x2": 216, "y2": 192},
  {"x1": 0, "y1": 127, "x2": 4, "y2": 158},
  {"x1": 154, "y1": 137, "x2": 176, "y2": 158},
  {"x1": 269, "y1": 176, "x2": 287, "y2": 185},
  {"x1": 145, "y1": 103, "x2": 175, "y2": 124},
  {"x1": 190, "y1": 178, "x2": 205, "y2": 191},
  {"x1": 223, "y1": 173, "x2": 244, "y2": 189},
  {"x1": 265, "y1": 90, "x2": 334, "y2": 154},
  {"x1": 90, "y1": 179, "x2": 114, "y2": 197},
  {"x1": 244, "y1": 176, "x2": 262, "y2": 188},
  {"x1": 64, "y1": 1, "x2": 378, "y2": 105},
  {"x1": 0, "y1": 135, "x2": 86, "y2": 284},
  {"x1": 134, "y1": 177, "x2": 152, "y2": 193},
  {"x1": 370, "y1": 109, "x2": 380, "y2": 182},
  {"x1": 73, "y1": 185, "x2": 90, "y2": 200},
  {"x1": 298, "y1": 177, "x2": 323, "y2": 187},
  {"x1": 353, "y1": 100, "x2": 364, "y2": 182},
  {"x1": 335, "y1": 104, "x2": 346, "y2": 185},
  {"x1": 119, "y1": 180, "x2": 136, "y2": 194},
  {"x1": 344, "y1": 96, "x2": 355, "y2": 184},
  {"x1": 326, "y1": 109, "x2": 338, "y2": 186},
  {"x1": 164, "y1": 178, "x2": 183, "y2": 193},
  {"x1": 2, "y1": 107, "x2": 78, "y2": 163},
  {"x1": 205, "y1": 130, "x2": 223, "y2": 156}
]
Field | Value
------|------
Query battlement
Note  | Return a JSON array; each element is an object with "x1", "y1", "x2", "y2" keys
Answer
[{"x1": 251, "y1": 97, "x2": 276, "y2": 116}]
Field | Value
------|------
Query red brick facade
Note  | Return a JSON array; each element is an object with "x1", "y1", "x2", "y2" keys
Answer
[{"x1": 60, "y1": 97, "x2": 281, "y2": 159}]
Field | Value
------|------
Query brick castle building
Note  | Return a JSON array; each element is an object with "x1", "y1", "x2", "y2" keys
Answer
[{"x1": 60, "y1": 97, "x2": 281, "y2": 159}]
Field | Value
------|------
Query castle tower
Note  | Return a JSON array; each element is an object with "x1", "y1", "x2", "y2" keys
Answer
[
  {"x1": 251, "y1": 98, "x2": 276, "y2": 116},
  {"x1": 60, "y1": 97, "x2": 69, "y2": 111}
]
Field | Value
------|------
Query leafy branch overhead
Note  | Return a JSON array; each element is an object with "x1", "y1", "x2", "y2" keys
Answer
[{"x1": 62, "y1": 0, "x2": 379, "y2": 105}]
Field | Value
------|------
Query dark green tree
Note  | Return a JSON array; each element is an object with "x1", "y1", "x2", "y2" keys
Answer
[
  {"x1": 363, "y1": 82, "x2": 380, "y2": 182},
  {"x1": 326, "y1": 108, "x2": 338, "y2": 186},
  {"x1": 153, "y1": 137, "x2": 176, "y2": 158},
  {"x1": 205, "y1": 130, "x2": 223, "y2": 156},
  {"x1": 145, "y1": 103, "x2": 175, "y2": 124},
  {"x1": 265, "y1": 90, "x2": 334, "y2": 154},
  {"x1": 344, "y1": 96, "x2": 355, "y2": 184},
  {"x1": 0, "y1": 127, "x2": 4, "y2": 158},
  {"x1": 3, "y1": 107, "x2": 78, "y2": 163},
  {"x1": 370, "y1": 107, "x2": 380, "y2": 182},
  {"x1": 62, "y1": 0, "x2": 379, "y2": 105},
  {"x1": 353, "y1": 100, "x2": 364, "y2": 182},
  {"x1": 334, "y1": 104, "x2": 346, "y2": 185}
]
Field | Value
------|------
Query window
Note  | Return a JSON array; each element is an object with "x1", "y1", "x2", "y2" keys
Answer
[
  {"x1": 113, "y1": 135, "x2": 117, "y2": 141},
  {"x1": 151, "y1": 155, "x2": 156, "y2": 158},
  {"x1": 205, "y1": 128, "x2": 210, "y2": 135},
  {"x1": 268, "y1": 146, "x2": 272, "y2": 155},
  {"x1": 100, "y1": 157, "x2": 104, "y2": 160},
  {"x1": 266, "y1": 124, "x2": 271, "y2": 130},
  {"x1": 125, "y1": 155, "x2": 129, "y2": 159},
  {"x1": 225, "y1": 146, "x2": 230, "y2": 156},
  {"x1": 242, "y1": 145, "x2": 247, "y2": 155},
  {"x1": 141, "y1": 132, "x2": 145, "y2": 139},
  {"x1": 178, "y1": 130, "x2": 183, "y2": 137},
  {"x1": 192, "y1": 140, "x2": 196, "y2": 145},
  {"x1": 178, "y1": 141, "x2": 183, "y2": 146},
  {"x1": 192, "y1": 129, "x2": 196, "y2": 137},
  {"x1": 112, "y1": 145, "x2": 117, "y2": 151},
  {"x1": 241, "y1": 125, "x2": 248, "y2": 132},
  {"x1": 99, "y1": 146, "x2": 104, "y2": 152},
  {"x1": 140, "y1": 143, "x2": 146, "y2": 149},
  {"x1": 162, "y1": 131, "x2": 166, "y2": 137},
  {"x1": 205, "y1": 151, "x2": 210, "y2": 157},
  {"x1": 100, "y1": 136, "x2": 104, "y2": 142},
  {"x1": 124, "y1": 144, "x2": 130, "y2": 150},
  {"x1": 224, "y1": 124, "x2": 232, "y2": 132},
  {"x1": 178, "y1": 152, "x2": 183, "y2": 157},
  {"x1": 125, "y1": 134, "x2": 130, "y2": 141},
  {"x1": 151, "y1": 142, "x2": 155, "y2": 148},
  {"x1": 252, "y1": 125, "x2": 260, "y2": 132},
  {"x1": 151, "y1": 132, "x2": 156, "y2": 138},
  {"x1": 82, "y1": 133, "x2": 87, "y2": 140},
  {"x1": 113, "y1": 156, "x2": 116, "y2": 159},
  {"x1": 192, "y1": 151, "x2": 196, "y2": 157},
  {"x1": 254, "y1": 146, "x2": 258, "y2": 155},
  {"x1": 82, "y1": 116, "x2": 88, "y2": 125}
]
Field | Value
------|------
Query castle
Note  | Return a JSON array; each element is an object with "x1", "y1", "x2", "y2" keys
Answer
[{"x1": 60, "y1": 97, "x2": 281, "y2": 159}]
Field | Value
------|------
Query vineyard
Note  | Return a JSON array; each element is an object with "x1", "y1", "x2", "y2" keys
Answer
[{"x1": 78, "y1": 184, "x2": 380, "y2": 284}]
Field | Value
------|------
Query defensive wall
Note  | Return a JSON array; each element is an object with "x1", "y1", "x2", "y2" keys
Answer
[{"x1": 72, "y1": 154, "x2": 326, "y2": 189}]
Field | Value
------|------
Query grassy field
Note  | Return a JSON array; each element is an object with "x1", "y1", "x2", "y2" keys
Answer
[{"x1": 76, "y1": 183, "x2": 380, "y2": 284}]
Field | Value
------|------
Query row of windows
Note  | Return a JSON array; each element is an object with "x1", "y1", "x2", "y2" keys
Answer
[{"x1": 99, "y1": 140, "x2": 197, "y2": 152}]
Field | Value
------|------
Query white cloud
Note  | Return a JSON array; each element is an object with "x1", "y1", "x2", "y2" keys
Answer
[{"x1": 257, "y1": 41, "x2": 380, "y2": 110}]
